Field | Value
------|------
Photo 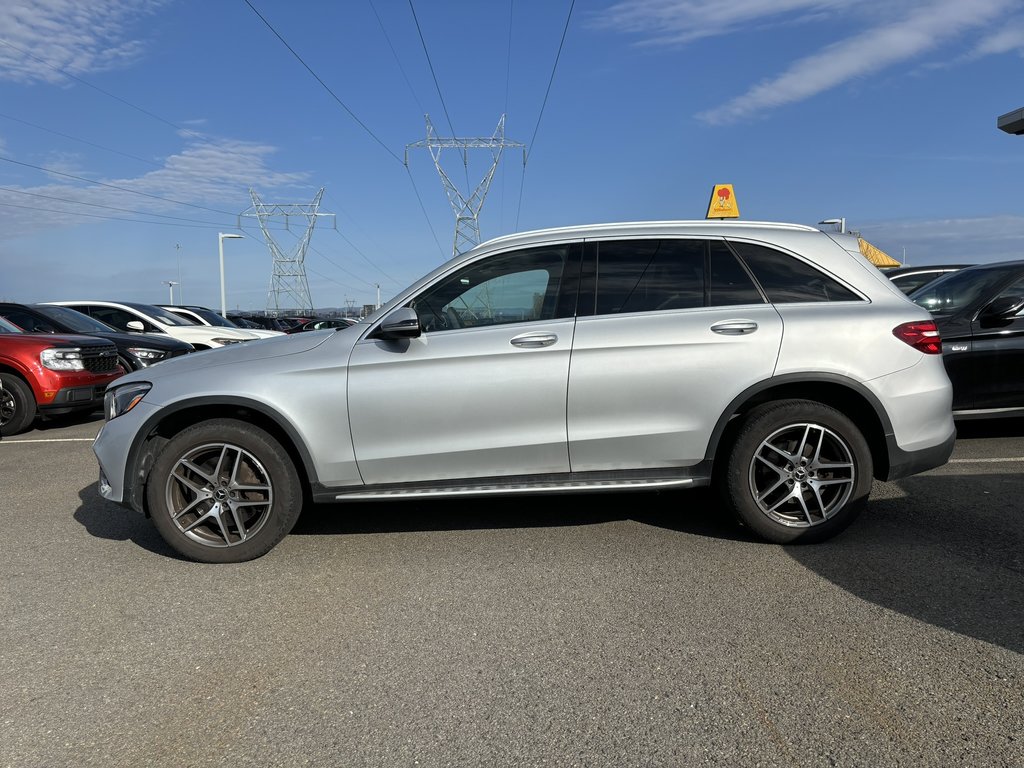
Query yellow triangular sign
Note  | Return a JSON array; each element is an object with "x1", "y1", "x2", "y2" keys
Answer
[
  {"x1": 706, "y1": 184, "x2": 739, "y2": 219},
  {"x1": 857, "y1": 237, "x2": 901, "y2": 267}
]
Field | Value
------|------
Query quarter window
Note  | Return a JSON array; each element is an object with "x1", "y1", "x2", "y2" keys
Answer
[{"x1": 729, "y1": 241, "x2": 861, "y2": 303}]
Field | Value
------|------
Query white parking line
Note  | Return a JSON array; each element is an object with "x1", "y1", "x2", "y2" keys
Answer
[
  {"x1": 1, "y1": 438, "x2": 95, "y2": 444},
  {"x1": 949, "y1": 457, "x2": 1024, "y2": 463}
]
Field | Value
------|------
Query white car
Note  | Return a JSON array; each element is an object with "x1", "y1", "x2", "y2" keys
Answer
[
  {"x1": 44, "y1": 300, "x2": 260, "y2": 349},
  {"x1": 157, "y1": 305, "x2": 285, "y2": 339}
]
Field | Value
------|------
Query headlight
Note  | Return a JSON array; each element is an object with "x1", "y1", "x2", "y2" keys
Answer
[
  {"x1": 104, "y1": 382, "x2": 152, "y2": 420},
  {"x1": 40, "y1": 347, "x2": 85, "y2": 371},
  {"x1": 212, "y1": 337, "x2": 248, "y2": 346},
  {"x1": 127, "y1": 347, "x2": 169, "y2": 366}
]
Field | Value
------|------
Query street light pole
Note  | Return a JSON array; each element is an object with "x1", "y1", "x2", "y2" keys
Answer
[
  {"x1": 218, "y1": 233, "x2": 245, "y2": 318},
  {"x1": 162, "y1": 280, "x2": 179, "y2": 304}
]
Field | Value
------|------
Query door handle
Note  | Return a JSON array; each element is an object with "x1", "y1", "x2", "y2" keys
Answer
[
  {"x1": 711, "y1": 321, "x2": 758, "y2": 335},
  {"x1": 510, "y1": 333, "x2": 558, "y2": 348}
]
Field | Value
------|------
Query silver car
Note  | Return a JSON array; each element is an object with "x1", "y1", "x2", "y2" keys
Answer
[{"x1": 94, "y1": 220, "x2": 956, "y2": 562}]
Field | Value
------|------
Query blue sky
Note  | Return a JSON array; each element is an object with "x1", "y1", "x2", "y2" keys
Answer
[{"x1": 1, "y1": 0, "x2": 1022, "y2": 312}]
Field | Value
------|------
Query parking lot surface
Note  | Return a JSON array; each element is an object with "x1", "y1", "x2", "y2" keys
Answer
[{"x1": 2, "y1": 414, "x2": 1022, "y2": 767}]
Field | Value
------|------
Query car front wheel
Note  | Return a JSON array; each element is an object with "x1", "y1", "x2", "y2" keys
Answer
[
  {"x1": 719, "y1": 399, "x2": 873, "y2": 543},
  {"x1": 0, "y1": 374, "x2": 37, "y2": 436},
  {"x1": 146, "y1": 419, "x2": 302, "y2": 562}
]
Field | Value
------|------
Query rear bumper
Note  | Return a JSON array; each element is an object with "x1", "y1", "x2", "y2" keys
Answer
[{"x1": 883, "y1": 424, "x2": 956, "y2": 481}]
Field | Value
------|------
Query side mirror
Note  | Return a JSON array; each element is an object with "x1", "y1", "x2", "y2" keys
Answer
[
  {"x1": 126, "y1": 320, "x2": 146, "y2": 332},
  {"x1": 978, "y1": 295, "x2": 1024, "y2": 326},
  {"x1": 372, "y1": 307, "x2": 422, "y2": 340}
]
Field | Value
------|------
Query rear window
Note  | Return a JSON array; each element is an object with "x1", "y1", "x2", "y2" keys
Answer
[{"x1": 729, "y1": 241, "x2": 861, "y2": 303}]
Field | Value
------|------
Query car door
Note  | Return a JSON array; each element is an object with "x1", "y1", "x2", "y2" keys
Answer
[
  {"x1": 567, "y1": 238, "x2": 783, "y2": 471},
  {"x1": 969, "y1": 274, "x2": 1024, "y2": 410},
  {"x1": 347, "y1": 243, "x2": 581, "y2": 485}
]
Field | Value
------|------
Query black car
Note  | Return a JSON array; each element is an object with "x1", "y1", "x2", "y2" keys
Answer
[
  {"x1": 883, "y1": 264, "x2": 974, "y2": 295},
  {"x1": 909, "y1": 260, "x2": 1024, "y2": 417},
  {"x1": 0, "y1": 302, "x2": 195, "y2": 372}
]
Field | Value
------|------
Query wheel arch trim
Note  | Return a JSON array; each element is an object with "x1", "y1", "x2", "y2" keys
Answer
[
  {"x1": 704, "y1": 373, "x2": 895, "y2": 473},
  {"x1": 121, "y1": 395, "x2": 320, "y2": 514}
]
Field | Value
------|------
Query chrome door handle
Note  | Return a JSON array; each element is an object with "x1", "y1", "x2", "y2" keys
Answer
[
  {"x1": 711, "y1": 321, "x2": 758, "y2": 335},
  {"x1": 510, "y1": 333, "x2": 558, "y2": 348}
]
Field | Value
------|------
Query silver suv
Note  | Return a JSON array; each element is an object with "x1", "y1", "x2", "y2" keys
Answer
[{"x1": 95, "y1": 221, "x2": 956, "y2": 562}]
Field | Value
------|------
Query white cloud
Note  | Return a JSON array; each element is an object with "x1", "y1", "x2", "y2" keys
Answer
[
  {"x1": 594, "y1": 0, "x2": 854, "y2": 46},
  {"x1": 862, "y1": 215, "x2": 1024, "y2": 265},
  {"x1": 0, "y1": 0, "x2": 167, "y2": 85},
  {"x1": 596, "y1": 0, "x2": 1021, "y2": 124},
  {"x1": 0, "y1": 138, "x2": 310, "y2": 238}
]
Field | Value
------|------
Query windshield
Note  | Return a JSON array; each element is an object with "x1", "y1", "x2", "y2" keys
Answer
[
  {"x1": 0, "y1": 316, "x2": 22, "y2": 333},
  {"x1": 35, "y1": 304, "x2": 115, "y2": 333},
  {"x1": 910, "y1": 266, "x2": 1018, "y2": 316},
  {"x1": 128, "y1": 302, "x2": 198, "y2": 326},
  {"x1": 189, "y1": 307, "x2": 236, "y2": 327}
]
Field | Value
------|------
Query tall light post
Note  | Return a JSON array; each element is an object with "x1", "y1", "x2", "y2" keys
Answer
[
  {"x1": 218, "y1": 233, "x2": 244, "y2": 318},
  {"x1": 162, "y1": 280, "x2": 179, "y2": 304}
]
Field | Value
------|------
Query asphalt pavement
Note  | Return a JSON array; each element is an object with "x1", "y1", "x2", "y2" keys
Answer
[{"x1": 1, "y1": 413, "x2": 1022, "y2": 767}]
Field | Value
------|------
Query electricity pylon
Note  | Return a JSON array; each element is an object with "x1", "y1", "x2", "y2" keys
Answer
[
  {"x1": 241, "y1": 188, "x2": 334, "y2": 314},
  {"x1": 406, "y1": 114, "x2": 525, "y2": 256}
]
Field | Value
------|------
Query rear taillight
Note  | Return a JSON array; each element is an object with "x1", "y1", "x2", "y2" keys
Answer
[{"x1": 893, "y1": 321, "x2": 942, "y2": 354}]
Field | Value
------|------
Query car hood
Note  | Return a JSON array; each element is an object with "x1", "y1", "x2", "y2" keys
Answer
[
  {"x1": 168, "y1": 326, "x2": 259, "y2": 343},
  {"x1": 85, "y1": 330, "x2": 194, "y2": 351},
  {"x1": 0, "y1": 332, "x2": 115, "y2": 350},
  {"x1": 116, "y1": 328, "x2": 342, "y2": 383}
]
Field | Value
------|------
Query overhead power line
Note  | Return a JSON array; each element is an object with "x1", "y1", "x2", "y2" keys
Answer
[
  {"x1": 0, "y1": 156, "x2": 240, "y2": 217},
  {"x1": 243, "y1": 0, "x2": 403, "y2": 165},
  {"x1": 408, "y1": 0, "x2": 456, "y2": 138},
  {"x1": 516, "y1": 0, "x2": 575, "y2": 229}
]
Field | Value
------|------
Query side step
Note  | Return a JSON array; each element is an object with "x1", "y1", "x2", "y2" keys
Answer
[{"x1": 324, "y1": 474, "x2": 710, "y2": 502}]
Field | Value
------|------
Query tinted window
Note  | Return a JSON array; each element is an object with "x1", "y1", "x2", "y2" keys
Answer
[
  {"x1": 911, "y1": 267, "x2": 1020, "y2": 316},
  {"x1": 411, "y1": 245, "x2": 571, "y2": 332},
  {"x1": 594, "y1": 239, "x2": 705, "y2": 314},
  {"x1": 1, "y1": 309, "x2": 54, "y2": 333},
  {"x1": 729, "y1": 241, "x2": 860, "y2": 303},
  {"x1": 709, "y1": 241, "x2": 764, "y2": 306},
  {"x1": 88, "y1": 306, "x2": 160, "y2": 333}
]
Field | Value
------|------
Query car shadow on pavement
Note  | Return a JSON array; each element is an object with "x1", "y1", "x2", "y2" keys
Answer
[
  {"x1": 291, "y1": 486, "x2": 752, "y2": 542},
  {"x1": 786, "y1": 473, "x2": 1023, "y2": 655},
  {"x1": 74, "y1": 483, "x2": 182, "y2": 559}
]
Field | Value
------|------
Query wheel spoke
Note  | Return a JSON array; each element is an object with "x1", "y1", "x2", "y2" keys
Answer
[
  {"x1": 165, "y1": 441, "x2": 275, "y2": 549},
  {"x1": 748, "y1": 419, "x2": 857, "y2": 529}
]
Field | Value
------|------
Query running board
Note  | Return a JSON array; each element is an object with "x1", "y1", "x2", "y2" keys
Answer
[{"x1": 328, "y1": 475, "x2": 706, "y2": 502}]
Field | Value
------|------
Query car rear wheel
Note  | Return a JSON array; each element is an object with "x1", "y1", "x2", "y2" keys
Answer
[
  {"x1": 0, "y1": 374, "x2": 37, "y2": 436},
  {"x1": 146, "y1": 419, "x2": 302, "y2": 563},
  {"x1": 719, "y1": 399, "x2": 873, "y2": 543}
]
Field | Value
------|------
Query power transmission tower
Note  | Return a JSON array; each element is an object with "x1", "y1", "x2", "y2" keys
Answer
[
  {"x1": 241, "y1": 188, "x2": 335, "y2": 315},
  {"x1": 406, "y1": 114, "x2": 525, "y2": 256}
]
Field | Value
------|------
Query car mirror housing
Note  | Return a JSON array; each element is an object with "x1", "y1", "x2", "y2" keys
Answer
[
  {"x1": 978, "y1": 295, "x2": 1024, "y2": 326},
  {"x1": 126, "y1": 320, "x2": 146, "y2": 332},
  {"x1": 372, "y1": 307, "x2": 422, "y2": 340}
]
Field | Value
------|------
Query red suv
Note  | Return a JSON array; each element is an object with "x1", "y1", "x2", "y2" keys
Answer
[{"x1": 0, "y1": 316, "x2": 124, "y2": 436}]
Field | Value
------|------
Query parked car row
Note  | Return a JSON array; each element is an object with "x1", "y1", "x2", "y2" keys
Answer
[
  {"x1": 0, "y1": 315, "x2": 124, "y2": 436},
  {"x1": 0, "y1": 298, "x2": 363, "y2": 435},
  {"x1": 907, "y1": 260, "x2": 1024, "y2": 417}
]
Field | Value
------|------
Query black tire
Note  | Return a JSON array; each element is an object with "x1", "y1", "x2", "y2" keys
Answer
[
  {"x1": 146, "y1": 418, "x2": 303, "y2": 563},
  {"x1": 0, "y1": 374, "x2": 37, "y2": 436},
  {"x1": 718, "y1": 399, "x2": 873, "y2": 544}
]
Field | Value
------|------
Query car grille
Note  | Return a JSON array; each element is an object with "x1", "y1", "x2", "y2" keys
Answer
[{"x1": 81, "y1": 345, "x2": 120, "y2": 374}]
